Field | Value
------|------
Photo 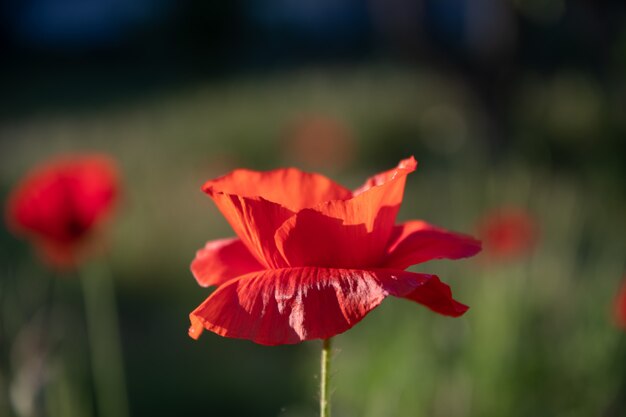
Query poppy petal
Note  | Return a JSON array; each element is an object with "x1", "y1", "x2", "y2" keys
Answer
[
  {"x1": 353, "y1": 156, "x2": 417, "y2": 196},
  {"x1": 387, "y1": 274, "x2": 469, "y2": 317},
  {"x1": 188, "y1": 267, "x2": 466, "y2": 345},
  {"x1": 383, "y1": 221, "x2": 482, "y2": 269},
  {"x1": 203, "y1": 168, "x2": 352, "y2": 269},
  {"x1": 203, "y1": 167, "x2": 352, "y2": 212},
  {"x1": 191, "y1": 238, "x2": 264, "y2": 288},
  {"x1": 275, "y1": 157, "x2": 417, "y2": 268},
  {"x1": 204, "y1": 193, "x2": 293, "y2": 268}
]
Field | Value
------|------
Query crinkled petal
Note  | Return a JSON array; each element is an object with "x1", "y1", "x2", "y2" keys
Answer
[
  {"x1": 188, "y1": 267, "x2": 466, "y2": 345},
  {"x1": 191, "y1": 238, "x2": 264, "y2": 288},
  {"x1": 384, "y1": 221, "x2": 482, "y2": 269},
  {"x1": 275, "y1": 157, "x2": 417, "y2": 268}
]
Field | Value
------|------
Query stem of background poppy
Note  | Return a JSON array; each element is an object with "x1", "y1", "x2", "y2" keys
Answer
[
  {"x1": 80, "y1": 263, "x2": 129, "y2": 417},
  {"x1": 320, "y1": 338, "x2": 332, "y2": 417}
]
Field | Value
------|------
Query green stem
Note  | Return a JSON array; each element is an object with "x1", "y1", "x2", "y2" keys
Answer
[
  {"x1": 320, "y1": 338, "x2": 332, "y2": 417},
  {"x1": 80, "y1": 264, "x2": 129, "y2": 417}
]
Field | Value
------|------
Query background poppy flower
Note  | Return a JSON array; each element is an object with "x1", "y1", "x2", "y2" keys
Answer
[
  {"x1": 281, "y1": 113, "x2": 355, "y2": 170},
  {"x1": 614, "y1": 277, "x2": 626, "y2": 330},
  {"x1": 477, "y1": 207, "x2": 538, "y2": 261},
  {"x1": 189, "y1": 157, "x2": 481, "y2": 345},
  {"x1": 5, "y1": 154, "x2": 119, "y2": 269}
]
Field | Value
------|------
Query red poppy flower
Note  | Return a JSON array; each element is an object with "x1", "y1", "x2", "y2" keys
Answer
[
  {"x1": 614, "y1": 278, "x2": 626, "y2": 330},
  {"x1": 5, "y1": 154, "x2": 119, "y2": 269},
  {"x1": 189, "y1": 157, "x2": 481, "y2": 345},
  {"x1": 477, "y1": 207, "x2": 538, "y2": 261}
]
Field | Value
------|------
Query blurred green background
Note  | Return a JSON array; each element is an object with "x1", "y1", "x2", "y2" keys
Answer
[{"x1": 1, "y1": 1, "x2": 626, "y2": 416}]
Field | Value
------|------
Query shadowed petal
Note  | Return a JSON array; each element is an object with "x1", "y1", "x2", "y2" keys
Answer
[
  {"x1": 204, "y1": 193, "x2": 292, "y2": 268},
  {"x1": 275, "y1": 157, "x2": 417, "y2": 268},
  {"x1": 188, "y1": 267, "x2": 466, "y2": 345},
  {"x1": 384, "y1": 221, "x2": 482, "y2": 269},
  {"x1": 387, "y1": 274, "x2": 469, "y2": 317},
  {"x1": 191, "y1": 238, "x2": 264, "y2": 288}
]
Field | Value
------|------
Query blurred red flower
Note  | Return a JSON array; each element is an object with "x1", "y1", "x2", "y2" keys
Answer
[
  {"x1": 189, "y1": 157, "x2": 481, "y2": 345},
  {"x1": 282, "y1": 114, "x2": 354, "y2": 169},
  {"x1": 5, "y1": 154, "x2": 119, "y2": 269},
  {"x1": 477, "y1": 207, "x2": 538, "y2": 261},
  {"x1": 614, "y1": 278, "x2": 626, "y2": 330}
]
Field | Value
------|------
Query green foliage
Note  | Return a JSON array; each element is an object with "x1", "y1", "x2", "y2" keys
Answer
[{"x1": 1, "y1": 68, "x2": 624, "y2": 417}]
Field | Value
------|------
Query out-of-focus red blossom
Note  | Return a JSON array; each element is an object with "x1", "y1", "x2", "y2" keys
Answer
[
  {"x1": 189, "y1": 157, "x2": 481, "y2": 345},
  {"x1": 282, "y1": 114, "x2": 354, "y2": 169},
  {"x1": 614, "y1": 278, "x2": 626, "y2": 330},
  {"x1": 477, "y1": 207, "x2": 538, "y2": 261},
  {"x1": 5, "y1": 154, "x2": 119, "y2": 269}
]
